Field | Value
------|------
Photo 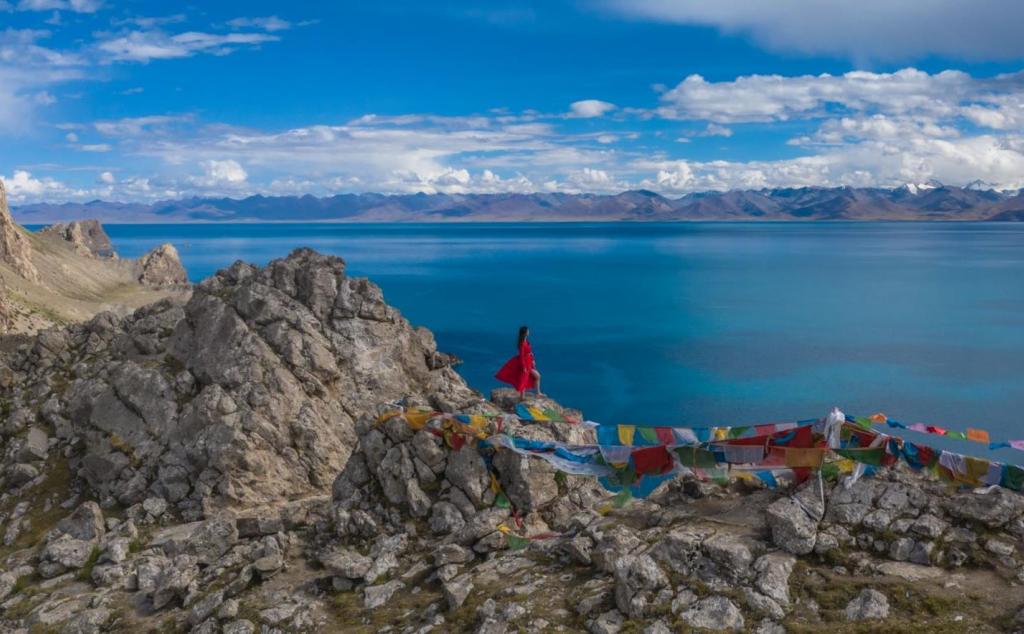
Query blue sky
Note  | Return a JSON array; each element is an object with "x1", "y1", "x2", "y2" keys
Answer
[{"x1": 3, "y1": 0, "x2": 1024, "y2": 203}]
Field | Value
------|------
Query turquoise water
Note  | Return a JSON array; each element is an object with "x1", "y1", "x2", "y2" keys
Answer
[{"x1": 86, "y1": 222, "x2": 1024, "y2": 459}]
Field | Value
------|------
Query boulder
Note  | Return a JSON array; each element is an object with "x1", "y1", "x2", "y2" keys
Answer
[
  {"x1": 845, "y1": 588, "x2": 890, "y2": 620},
  {"x1": 364, "y1": 580, "x2": 405, "y2": 609},
  {"x1": 680, "y1": 596, "x2": 745, "y2": 631},
  {"x1": 766, "y1": 483, "x2": 823, "y2": 555}
]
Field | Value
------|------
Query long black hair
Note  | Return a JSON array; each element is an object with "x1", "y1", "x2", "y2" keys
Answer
[{"x1": 518, "y1": 325, "x2": 529, "y2": 347}]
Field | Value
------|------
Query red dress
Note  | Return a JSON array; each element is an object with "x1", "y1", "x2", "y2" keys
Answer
[{"x1": 495, "y1": 340, "x2": 537, "y2": 392}]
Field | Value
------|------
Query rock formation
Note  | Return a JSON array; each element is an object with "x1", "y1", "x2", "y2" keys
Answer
[
  {"x1": 39, "y1": 219, "x2": 117, "y2": 258},
  {"x1": 1, "y1": 248, "x2": 474, "y2": 518},
  {"x1": 0, "y1": 179, "x2": 39, "y2": 283},
  {"x1": 134, "y1": 243, "x2": 188, "y2": 286}
]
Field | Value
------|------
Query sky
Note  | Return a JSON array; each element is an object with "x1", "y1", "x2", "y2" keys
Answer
[{"x1": 2, "y1": 0, "x2": 1024, "y2": 203}]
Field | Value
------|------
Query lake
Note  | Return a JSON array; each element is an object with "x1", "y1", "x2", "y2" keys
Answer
[{"x1": 94, "y1": 222, "x2": 1024, "y2": 460}]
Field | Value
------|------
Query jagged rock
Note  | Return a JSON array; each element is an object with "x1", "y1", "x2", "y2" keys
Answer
[
  {"x1": 135, "y1": 243, "x2": 188, "y2": 286},
  {"x1": 149, "y1": 519, "x2": 238, "y2": 565},
  {"x1": 188, "y1": 591, "x2": 225, "y2": 626},
  {"x1": 364, "y1": 580, "x2": 405, "y2": 609},
  {"x1": 613, "y1": 554, "x2": 669, "y2": 618},
  {"x1": 6, "y1": 461, "x2": 40, "y2": 486},
  {"x1": 143, "y1": 497, "x2": 168, "y2": 518},
  {"x1": 236, "y1": 514, "x2": 283, "y2": 538},
  {"x1": 222, "y1": 621, "x2": 256, "y2": 634},
  {"x1": 704, "y1": 534, "x2": 757, "y2": 581},
  {"x1": 443, "y1": 574, "x2": 473, "y2": 610},
  {"x1": 946, "y1": 488, "x2": 1024, "y2": 527},
  {"x1": 745, "y1": 588, "x2": 785, "y2": 620},
  {"x1": 753, "y1": 553, "x2": 795, "y2": 606},
  {"x1": 430, "y1": 501, "x2": 466, "y2": 535},
  {"x1": 320, "y1": 547, "x2": 373, "y2": 579},
  {"x1": 680, "y1": 596, "x2": 745, "y2": 631},
  {"x1": 766, "y1": 482, "x2": 824, "y2": 555},
  {"x1": 62, "y1": 607, "x2": 112, "y2": 634},
  {"x1": 18, "y1": 426, "x2": 49, "y2": 461},
  {"x1": 39, "y1": 219, "x2": 116, "y2": 258},
  {"x1": 845, "y1": 588, "x2": 890, "y2": 620},
  {"x1": 38, "y1": 535, "x2": 95, "y2": 577},
  {"x1": 644, "y1": 621, "x2": 672, "y2": 634},
  {"x1": 138, "y1": 553, "x2": 199, "y2": 609},
  {"x1": 434, "y1": 543, "x2": 475, "y2": 566},
  {"x1": 0, "y1": 178, "x2": 39, "y2": 282},
  {"x1": 589, "y1": 609, "x2": 624, "y2": 634}
]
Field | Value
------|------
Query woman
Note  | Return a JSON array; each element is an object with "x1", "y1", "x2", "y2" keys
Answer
[{"x1": 495, "y1": 325, "x2": 542, "y2": 398}]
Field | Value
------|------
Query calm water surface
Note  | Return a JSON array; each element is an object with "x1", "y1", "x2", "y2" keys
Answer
[{"x1": 93, "y1": 222, "x2": 1024, "y2": 459}]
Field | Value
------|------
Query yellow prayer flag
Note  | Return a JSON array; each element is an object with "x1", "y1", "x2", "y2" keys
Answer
[
  {"x1": 618, "y1": 424, "x2": 636, "y2": 446},
  {"x1": 783, "y1": 447, "x2": 826, "y2": 468}
]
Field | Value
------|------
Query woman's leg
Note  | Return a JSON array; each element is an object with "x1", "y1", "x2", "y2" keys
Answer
[{"x1": 532, "y1": 370, "x2": 542, "y2": 395}]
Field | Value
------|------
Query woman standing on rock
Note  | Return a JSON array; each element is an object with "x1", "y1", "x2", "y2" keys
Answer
[{"x1": 496, "y1": 325, "x2": 542, "y2": 398}]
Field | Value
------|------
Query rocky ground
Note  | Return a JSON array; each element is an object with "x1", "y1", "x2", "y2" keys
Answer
[{"x1": 1, "y1": 243, "x2": 1024, "y2": 633}]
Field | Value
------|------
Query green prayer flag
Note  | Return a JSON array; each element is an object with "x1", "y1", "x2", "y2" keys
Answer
[
  {"x1": 506, "y1": 534, "x2": 530, "y2": 550},
  {"x1": 493, "y1": 492, "x2": 510, "y2": 509},
  {"x1": 946, "y1": 431, "x2": 967, "y2": 440},
  {"x1": 611, "y1": 488, "x2": 633, "y2": 509},
  {"x1": 728, "y1": 426, "x2": 750, "y2": 439},
  {"x1": 674, "y1": 446, "x2": 717, "y2": 469},
  {"x1": 853, "y1": 416, "x2": 873, "y2": 429},
  {"x1": 638, "y1": 427, "x2": 659, "y2": 444},
  {"x1": 1001, "y1": 465, "x2": 1024, "y2": 491},
  {"x1": 834, "y1": 447, "x2": 885, "y2": 467}
]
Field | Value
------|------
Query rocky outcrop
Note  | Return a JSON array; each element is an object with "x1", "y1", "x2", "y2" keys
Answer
[
  {"x1": 0, "y1": 273, "x2": 11, "y2": 334},
  {"x1": 134, "y1": 243, "x2": 188, "y2": 286},
  {"x1": 38, "y1": 219, "x2": 116, "y2": 258},
  {"x1": 1, "y1": 248, "x2": 475, "y2": 519},
  {"x1": 0, "y1": 179, "x2": 39, "y2": 282}
]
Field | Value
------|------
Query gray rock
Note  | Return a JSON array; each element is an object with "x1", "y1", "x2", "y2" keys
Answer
[
  {"x1": 142, "y1": 497, "x2": 168, "y2": 518},
  {"x1": 754, "y1": 553, "x2": 795, "y2": 606},
  {"x1": 766, "y1": 486, "x2": 823, "y2": 555},
  {"x1": 443, "y1": 574, "x2": 473, "y2": 611},
  {"x1": 909, "y1": 541, "x2": 935, "y2": 566},
  {"x1": 430, "y1": 501, "x2": 466, "y2": 535},
  {"x1": 613, "y1": 554, "x2": 669, "y2": 618},
  {"x1": 18, "y1": 426, "x2": 49, "y2": 461},
  {"x1": 643, "y1": 621, "x2": 673, "y2": 634},
  {"x1": 62, "y1": 607, "x2": 112, "y2": 634},
  {"x1": 889, "y1": 537, "x2": 915, "y2": 561},
  {"x1": 946, "y1": 489, "x2": 1024, "y2": 527},
  {"x1": 54, "y1": 501, "x2": 105, "y2": 542},
  {"x1": 985, "y1": 539, "x2": 1016, "y2": 558},
  {"x1": 236, "y1": 515, "x2": 284, "y2": 538},
  {"x1": 681, "y1": 596, "x2": 745, "y2": 631},
  {"x1": 910, "y1": 514, "x2": 946, "y2": 539},
  {"x1": 39, "y1": 219, "x2": 116, "y2": 258},
  {"x1": 222, "y1": 620, "x2": 256, "y2": 634},
  {"x1": 149, "y1": 519, "x2": 238, "y2": 565},
  {"x1": 704, "y1": 534, "x2": 756, "y2": 581},
  {"x1": 188, "y1": 591, "x2": 225, "y2": 626},
  {"x1": 845, "y1": 588, "x2": 890, "y2": 620},
  {"x1": 745, "y1": 588, "x2": 785, "y2": 620},
  {"x1": 364, "y1": 580, "x2": 405, "y2": 609},
  {"x1": 320, "y1": 547, "x2": 373, "y2": 579},
  {"x1": 589, "y1": 609, "x2": 624, "y2": 634},
  {"x1": 434, "y1": 543, "x2": 475, "y2": 566}
]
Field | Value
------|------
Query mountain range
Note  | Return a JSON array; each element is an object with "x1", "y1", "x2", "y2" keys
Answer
[{"x1": 12, "y1": 184, "x2": 1024, "y2": 223}]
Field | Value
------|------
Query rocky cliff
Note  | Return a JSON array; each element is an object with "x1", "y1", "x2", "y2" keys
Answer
[
  {"x1": 0, "y1": 180, "x2": 39, "y2": 283},
  {"x1": 38, "y1": 220, "x2": 117, "y2": 259},
  {"x1": 1, "y1": 249, "x2": 1023, "y2": 634}
]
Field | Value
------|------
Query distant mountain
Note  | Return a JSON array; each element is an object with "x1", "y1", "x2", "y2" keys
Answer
[{"x1": 13, "y1": 185, "x2": 1024, "y2": 223}]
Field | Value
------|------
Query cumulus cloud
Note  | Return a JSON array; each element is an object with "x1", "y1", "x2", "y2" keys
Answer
[
  {"x1": 568, "y1": 99, "x2": 617, "y2": 118},
  {"x1": 600, "y1": 0, "x2": 1024, "y2": 62},
  {"x1": 658, "y1": 69, "x2": 975, "y2": 123},
  {"x1": 98, "y1": 170, "x2": 114, "y2": 184},
  {"x1": 191, "y1": 159, "x2": 248, "y2": 187},
  {"x1": 93, "y1": 114, "x2": 190, "y2": 136}
]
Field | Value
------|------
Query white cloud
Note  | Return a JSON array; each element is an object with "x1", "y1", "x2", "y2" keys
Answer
[
  {"x1": 17, "y1": 0, "x2": 102, "y2": 13},
  {"x1": 96, "y1": 30, "x2": 279, "y2": 63},
  {"x1": 93, "y1": 114, "x2": 190, "y2": 136},
  {"x1": 0, "y1": 29, "x2": 85, "y2": 133},
  {"x1": 600, "y1": 0, "x2": 1024, "y2": 62},
  {"x1": 227, "y1": 16, "x2": 292, "y2": 32},
  {"x1": 98, "y1": 170, "x2": 114, "y2": 183},
  {"x1": 192, "y1": 159, "x2": 248, "y2": 187},
  {"x1": 79, "y1": 143, "x2": 111, "y2": 152},
  {"x1": 658, "y1": 69, "x2": 974, "y2": 123},
  {"x1": 1, "y1": 169, "x2": 76, "y2": 200},
  {"x1": 568, "y1": 99, "x2": 617, "y2": 118},
  {"x1": 65, "y1": 131, "x2": 78, "y2": 142},
  {"x1": 703, "y1": 123, "x2": 732, "y2": 138}
]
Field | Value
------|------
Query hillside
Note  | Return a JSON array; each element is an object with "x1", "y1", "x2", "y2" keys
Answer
[
  {"x1": 0, "y1": 181, "x2": 190, "y2": 336},
  {"x1": 12, "y1": 185, "x2": 1024, "y2": 223}
]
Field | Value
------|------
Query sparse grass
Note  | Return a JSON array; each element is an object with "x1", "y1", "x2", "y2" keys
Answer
[
  {"x1": 77, "y1": 545, "x2": 102, "y2": 582},
  {"x1": 0, "y1": 456, "x2": 74, "y2": 557}
]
